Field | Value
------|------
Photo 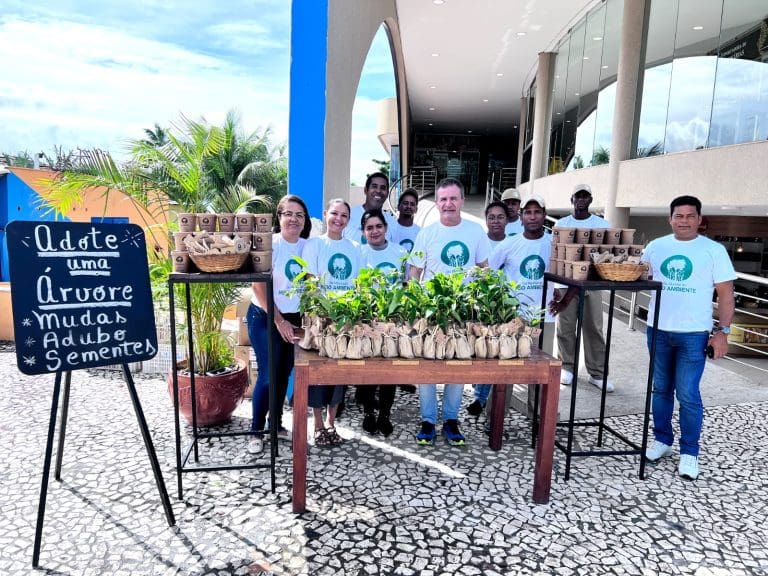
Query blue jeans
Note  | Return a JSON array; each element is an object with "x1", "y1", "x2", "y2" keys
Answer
[
  {"x1": 247, "y1": 304, "x2": 297, "y2": 434},
  {"x1": 473, "y1": 384, "x2": 491, "y2": 404},
  {"x1": 647, "y1": 328, "x2": 709, "y2": 456},
  {"x1": 419, "y1": 384, "x2": 464, "y2": 424}
]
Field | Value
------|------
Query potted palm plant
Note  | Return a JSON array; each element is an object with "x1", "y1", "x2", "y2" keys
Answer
[{"x1": 43, "y1": 111, "x2": 281, "y2": 426}]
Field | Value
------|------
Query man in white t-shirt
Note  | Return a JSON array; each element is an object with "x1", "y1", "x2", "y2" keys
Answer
[
  {"x1": 389, "y1": 187, "x2": 420, "y2": 253},
  {"x1": 501, "y1": 187, "x2": 523, "y2": 236},
  {"x1": 641, "y1": 195, "x2": 735, "y2": 481},
  {"x1": 408, "y1": 178, "x2": 491, "y2": 446},
  {"x1": 551, "y1": 183, "x2": 614, "y2": 391},
  {"x1": 344, "y1": 172, "x2": 396, "y2": 244}
]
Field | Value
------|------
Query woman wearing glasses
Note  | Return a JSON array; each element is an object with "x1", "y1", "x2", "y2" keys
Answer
[{"x1": 247, "y1": 195, "x2": 312, "y2": 455}]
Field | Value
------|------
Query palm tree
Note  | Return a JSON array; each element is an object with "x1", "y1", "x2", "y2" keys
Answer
[
  {"x1": 41, "y1": 112, "x2": 281, "y2": 374},
  {"x1": 141, "y1": 123, "x2": 169, "y2": 148}
]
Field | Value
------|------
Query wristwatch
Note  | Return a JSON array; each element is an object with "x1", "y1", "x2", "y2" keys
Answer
[{"x1": 714, "y1": 326, "x2": 731, "y2": 335}]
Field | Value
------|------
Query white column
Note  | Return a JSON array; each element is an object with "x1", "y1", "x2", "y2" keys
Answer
[
  {"x1": 530, "y1": 52, "x2": 556, "y2": 183},
  {"x1": 515, "y1": 96, "x2": 527, "y2": 188},
  {"x1": 605, "y1": 0, "x2": 649, "y2": 228}
]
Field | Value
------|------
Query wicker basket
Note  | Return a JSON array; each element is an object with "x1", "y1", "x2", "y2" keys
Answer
[
  {"x1": 188, "y1": 251, "x2": 248, "y2": 273},
  {"x1": 594, "y1": 262, "x2": 646, "y2": 282}
]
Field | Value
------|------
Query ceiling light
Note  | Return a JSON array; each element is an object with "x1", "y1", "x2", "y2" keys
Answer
[
  {"x1": 602, "y1": 65, "x2": 608, "y2": 69},
  {"x1": 428, "y1": 123, "x2": 433, "y2": 126},
  {"x1": 496, "y1": 73, "x2": 504, "y2": 77},
  {"x1": 513, "y1": 125, "x2": 518, "y2": 129},
  {"x1": 482, "y1": 98, "x2": 489, "y2": 102},
  {"x1": 555, "y1": 75, "x2": 560, "y2": 79},
  {"x1": 692, "y1": 25, "x2": 704, "y2": 31},
  {"x1": 583, "y1": 56, "x2": 590, "y2": 60},
  {"x1": 565, "y1": 120, "x2": 571, "y2": 123},
  {"x1": 431, "y1": 52, "x2": 440, "y2": 57},
  {"x1": 556, "y1": 112, "x2": 561, "y2": 115},
  {"x1": 467, "y1": 130, "x2": 473, "y2": 133},
  {"x1": 721, "y1": 206, "x2": 732, "y2": 210},
  {"x1": 429, "y1": 106, "x2": 435, "y2": 111},
  {"x1": 593, "y1": 36, "x2": 602, "y2": 41},
  {"x1": 429, "y1": 85, "x2": 437, "y2": 89},
  {"x1": 736, "y1": 242, "x2": 744, "y2": 253},
  {"x1": 516, "y1": 32, "x2": 526, "y2": 37},
  {"x1": 432, "y1": 0, "x2": 445, "y2": 4},
  {"x1": 574, "y1": 92, "x2": 580, "y2": 96}
]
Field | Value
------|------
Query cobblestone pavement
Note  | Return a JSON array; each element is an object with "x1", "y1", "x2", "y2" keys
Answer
[{"x1": 2, "y1": 346, "x2": 768, "y2": 575}]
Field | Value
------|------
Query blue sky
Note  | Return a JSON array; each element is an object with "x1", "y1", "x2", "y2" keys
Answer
[{"x1": 0, "y1": 0, "x2": 395, "y2": 183}]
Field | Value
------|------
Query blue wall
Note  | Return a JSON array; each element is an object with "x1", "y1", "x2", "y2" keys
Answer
[
  {"x1": 0, "y1": 172, "x2": 65, "y2": 282},
  {"x1": 288, "y1": 0, "x2": 329, "y2": 220}
]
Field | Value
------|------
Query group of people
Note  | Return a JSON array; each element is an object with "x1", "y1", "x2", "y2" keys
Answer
[{"x1": 245, "y1": 173, "x2": 736, "y2": 482}]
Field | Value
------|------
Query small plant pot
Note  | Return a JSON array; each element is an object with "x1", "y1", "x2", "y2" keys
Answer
[
  {"x1": 621, "y1": 229, "x2": 636, "y2": 244},
  {"x1": 218, "y1": 213, "x2": 236, "y2": 232},
  {"x1": 564, "y1": 244, "x2": 583, "y2": 261},
  {"x1": 613, "y1": 245, "x2": 629, "y2": 258},
  {"x1": 237, "y1": 214, "x2": 254, "y2": 232},
  {"x1": 564, "y1": 261, "x2": 574, "y2": 279},
  {"x1": 178, "y1": 213, "x2": 196, "y2": 232},
  {"x1": 575, "y1": 228, "x2": 591, "y2": 244},
  {"x1": 171, "y1": 251, "x2": 190, "y2": 272},
  {"x1": 254, "y1": 214, "x2": 273, "y2": 233},
  {"x1": 556, "y1": 259, "x2": 565, "y2": 276},
  {"x1": 583, "y1": 244, "x2": 600, "y2": 261},
  {"x1": 630, "y1": 244, "x2": 644, "y2": 257},
  {"x1": 250, "y1": 251, "x2": 272, "y2": 273},
  {"x1": 174, "y1": 232, "x2": 192, "y2": 252},
  {"x1": 589, "y1": 229, "x2": 606, "y2": 244},
  {"x1": 605, "y1": 228, "x2": 622, "y2": 245},
  {"x1": 197, "y1": 213, "x2": 217, "y2": 232},
  {"x1": 252, "y1": 232, "x2": 272, "y2": 251},
  {"x1": 554, "y1": 228, "x2": 576, "y2": 244},
  {"x1": 572, "y1": 261, "x2": 590, "y2": 281}
]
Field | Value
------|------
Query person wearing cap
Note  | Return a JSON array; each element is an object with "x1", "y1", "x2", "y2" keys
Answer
[
  {"x1": 472, "y1": 194, "x2": 554, "y2": 417},
  {"x1": 500, "y1": 187, "x2": 523, "y2": 236},
  {"x1": 549, "y1": 183, "x2": 614, "y2": 392}
]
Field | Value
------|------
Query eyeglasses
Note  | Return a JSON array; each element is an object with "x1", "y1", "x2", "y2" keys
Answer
[{"x1": 279, "y1": 211, "x2": 306, "y2": 220}]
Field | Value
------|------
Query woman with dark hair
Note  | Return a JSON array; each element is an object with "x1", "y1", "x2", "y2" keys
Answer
[
  {"x1": 358, "y1": 209, "x2": 408, "y2": 436},
  {"x1": 301, "y1": 198, "x2": 361, "y2": 446},
  {"x1": 247, "y1": 194, "x2": 312, "y2": 454}
]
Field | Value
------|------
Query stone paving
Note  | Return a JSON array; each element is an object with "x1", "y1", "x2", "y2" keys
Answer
[{"x1": 2, "y1": 344, "x2": 768, "y2": 575}]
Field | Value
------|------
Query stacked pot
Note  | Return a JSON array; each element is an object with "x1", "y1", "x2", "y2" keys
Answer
[
  {"x1": 549, "y1": 227, "x2": 643, "y2": 280},
  {"x1": 172, "y1": 212, "x2": 274, "y2": 273}
]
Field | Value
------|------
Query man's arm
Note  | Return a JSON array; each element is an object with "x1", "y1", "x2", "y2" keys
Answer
[
  {"x1": 709, "y1": 280, "x2": 735, "y2": 359},
  {"x1": 548, "y1": 286, "x2": 579, "y2": 316}
]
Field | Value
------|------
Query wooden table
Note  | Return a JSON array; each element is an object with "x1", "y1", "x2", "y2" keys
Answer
[{"x1": 292, "y1": 348, "x2": 562, "y2": 512}]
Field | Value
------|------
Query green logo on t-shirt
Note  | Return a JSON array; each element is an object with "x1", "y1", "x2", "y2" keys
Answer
[
  {"x1": 519, "y1": 255, "x2": 545, "y2": 280},
  {"x1": 328, "y1": 253, "x2": 353, "y2": 280},
  {"x1": 285, "y1": 257, "x2": 302, "y2": 281},
  {"x1": 375, "y1": 262, "x2": 398, "y2": 277},
  {"x1": 400, "y1": 239, "x2": 414, "y2": 252},
  {"x1": 660, "y1": 255, "x2": 693, "y2": 281},
  {"x1": 440, "y1": 241, "x2": 470, "y2": 268}
]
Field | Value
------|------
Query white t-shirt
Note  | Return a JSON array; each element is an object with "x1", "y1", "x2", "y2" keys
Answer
[
  {"x1": 389, "y1": 221, "x2": 421, "y2": 253},
  {"x1": 490, "y1": 234, "x2": 554, "y2": 322},
  {"x1": 269, "y1": 235, "x2": 307, "y2": 313},
  {"x1": 361, "y1": 242, "x2": 409, "y2": 282},
  {"x1": 504, "y1": 219, "x2": 523, "y2": 236},
  {"x1": 410, "y1": 219, "x2": 491, "y2": 280},
  {"x1": 343, "y1": 205, "x2": 396, "y2": 245},
  {"x1": 302, "y1": 234, "x2": 361, "y2": 293},
  {"x1": 555, "y1": 214, "x2": 611, "y2": 228},
  {"x1": 488, "y1": 237, "x2": 506, "y2": 250},
  {"x1": 642, "y1": 234, "x2": 736, "y2": 332}
]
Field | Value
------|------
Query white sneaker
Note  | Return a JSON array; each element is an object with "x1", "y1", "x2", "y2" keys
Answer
[
  {"x1": 679, "y1": 454, "x2": 699, "y2": 480},
  {"x1": 588, "y1": 375, "x2": 615, "y2": 393},
  {"x1": 645, "y1": 440, "x2": 673, "y2": 462},
  {"x1": 247, "y1": 436, "x2": 264, "y2": 454},
  {"x1": 560, "y1": 369, "x2": 573, "y2": 386}
]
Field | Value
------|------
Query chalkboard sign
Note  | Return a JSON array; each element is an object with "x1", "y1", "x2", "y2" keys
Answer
[{"x1": 6, "y1": 221, "x2": 158, "y2": 375}]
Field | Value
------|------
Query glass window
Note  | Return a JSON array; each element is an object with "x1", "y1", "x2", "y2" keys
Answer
[
  {"x1": 549, "y1": 38, "x2": 570, "y2": 173},
  {"x1": 709, "y1": 1, "x2": 768, "y2": 147},
  {"x1": 593, "y1": 0, "x2": 623, "y2": 161},
  {"x1": 664, "y1": 0, "x2": 722, "y2": 153}
]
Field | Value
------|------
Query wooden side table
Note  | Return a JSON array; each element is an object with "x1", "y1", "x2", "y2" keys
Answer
[{"x1": 291, "y1": 349, "x2": 562, "y2": 512}]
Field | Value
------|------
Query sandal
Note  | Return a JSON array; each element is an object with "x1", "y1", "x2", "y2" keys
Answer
[
  {"x1": 325, "y1": 427, "x2": 344, "y2": 446},
  {"x1": 314, "y1": 428, "x2": 332, "y2": 447}
]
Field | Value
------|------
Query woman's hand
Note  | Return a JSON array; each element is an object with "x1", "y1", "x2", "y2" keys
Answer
[{"x1": 275, "y1": 314, "x2": 299, "y2": 343}]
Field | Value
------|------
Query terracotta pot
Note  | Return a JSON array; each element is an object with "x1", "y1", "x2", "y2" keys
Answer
[{"x1": 168, "y1": 359, "x2": 248, "y2": 427}]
